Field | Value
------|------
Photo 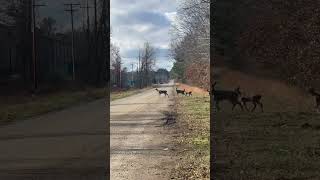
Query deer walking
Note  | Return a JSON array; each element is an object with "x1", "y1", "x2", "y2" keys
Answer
[
  {"x1": 212, "y1": 82, "x2": 243, "y2": 111},
  {"x1": 176, "y1": 88, "x2": 186, "y2": 96},
  {"x1": 155, "y1": 88, "x2": 169, "y2": 97}
]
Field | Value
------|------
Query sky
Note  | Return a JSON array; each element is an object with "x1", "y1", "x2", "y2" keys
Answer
[{"x1": 111, "y1": 0, "x2": 178, "y2": 71}]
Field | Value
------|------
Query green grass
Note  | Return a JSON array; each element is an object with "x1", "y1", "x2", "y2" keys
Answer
[
  {"x1": 0, "y1": 88, "x2": 106, "y2": 125},
  {"x1": 172, "y1": 94, "x2": 210, "y2": 179},
  {"x1": 214, "y1": 67, "x2": 320, "y2": 180}
]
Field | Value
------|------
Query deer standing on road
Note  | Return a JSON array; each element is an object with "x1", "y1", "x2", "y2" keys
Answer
[{"x1": 155, "y1": 88, "x2": 169, "y2": 97}]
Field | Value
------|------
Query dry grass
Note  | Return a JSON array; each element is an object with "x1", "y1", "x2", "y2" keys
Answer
[
  {"x1": 214, "y1": 67, "x2": 320, "y2": 180},
  {"x1": 171, "y1": 84, "x2": 210, "y2": 179}
]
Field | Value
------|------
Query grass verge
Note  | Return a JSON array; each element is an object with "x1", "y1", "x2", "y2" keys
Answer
[
  {"x1": 0, "y1": 87, "x2": 106, "y2": 125},
  {"x1": 172, "y1": 92, "x2": 210, "y2": 179},
  {"x1": 0, "y1": 86, "x2": 147, "y2": 125}
]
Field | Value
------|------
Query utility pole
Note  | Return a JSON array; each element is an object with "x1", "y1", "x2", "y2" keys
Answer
[
  {"x1": 93, "y1": 0, "x2": 98, "y2": 73},
  {"x1": 119, "y1": 64, "x2": 122, "y2": 89},
  {"x1": 136, "y1": 63, "x2": 139, "y2": 88},
  {"x1": 131, "y1": 63, "x2": 134, "y2": 87},
  {"x1": 94, "y1": 0, "x2": 97, "y2": 40},
  {"x1": 80, "y1": 0, "x2": 92, "y2": 66},
  {"x1": 138, "y1": 49, "x2": 142, "y2": 89},
  {"x1": 64, "y1": 3, "x2": 80, "y2": 81},
  {"x1": 32, "y1": 0, "x2": 46, "y2": 91}
]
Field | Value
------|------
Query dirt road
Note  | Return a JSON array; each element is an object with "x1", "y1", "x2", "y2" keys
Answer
[
  {"x1": 0, "y1": 99, "x2": 107, "y2": 180},
  {"x1": 111, "y1": 81, "x2": 177, "y2": 180}
]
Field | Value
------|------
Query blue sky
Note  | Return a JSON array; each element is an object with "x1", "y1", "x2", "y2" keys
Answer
[{"x1": 111, "y1": 0, "x2": 178, "y2": 71}]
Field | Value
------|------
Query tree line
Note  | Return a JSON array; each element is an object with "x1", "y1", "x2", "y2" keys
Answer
[
  {"x1": 0, "y1": 0, "x2": 109, "y2": 94},
  {"x1": 170, "y1": 0, "x2": 210, "y2": 89},
  {"x1": 214, "y1": 0, "x2": 320, "y2": 88}
]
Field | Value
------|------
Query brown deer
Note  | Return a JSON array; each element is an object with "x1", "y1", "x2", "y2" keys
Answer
[
  {"x1": 309, "y1": 88, "x2": 320, "y2": 111},
  {"x1": 212, "y1": 82, "x2": 243, "y2": 111},
  {"x1": 155, "y1": 88, "x2": 169, "y2": 97}
]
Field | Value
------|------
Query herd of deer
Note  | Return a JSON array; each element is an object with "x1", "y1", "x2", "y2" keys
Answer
[
  {"x1": 155, "y1": 82, "x2": 320, "y2": 112},
  {"x1": 208, "y1": 82, "x2": 320, "y2": 112},
  {"x1": 155, "y1": 88, "x2": 193, "y2": 98}
]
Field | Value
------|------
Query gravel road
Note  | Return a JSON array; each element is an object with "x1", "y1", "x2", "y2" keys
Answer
[
  {"x1": 0, "y1": 99, "x2": 107, "y2": 180},
  {"x1": 111, "y1": 81, "x2": 177, "y2": 180}
]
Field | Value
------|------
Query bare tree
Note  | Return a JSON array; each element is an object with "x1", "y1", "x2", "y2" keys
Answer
[
  {"x1": 170, "y1": 0, "x2": 210, "y2": 88},
  {"x1": 110, "y1": 43, "x2": 122, "y2": 87},
  {"x1": 141, "y1": 42, "x2": 156, "y2": 87}
]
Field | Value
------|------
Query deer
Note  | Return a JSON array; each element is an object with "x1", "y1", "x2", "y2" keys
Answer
[
  {"x1": 155, "y1": 88, "x2": 169, "y2": 97},
  {"x1": 212, "y1": 82, "x2": 243, "y2": 111},
  {"x1": 185, "y1": 91, "x2": 192, "y2": 96},
  {"x1": 176, "y1": 88, "x2": 186, "y2": 96}
]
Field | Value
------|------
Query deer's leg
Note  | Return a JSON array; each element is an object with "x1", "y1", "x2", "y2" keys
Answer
[
  {"x1": 251, "y1": 102, "x2": 257, "y2": 112},
  {"x1": 243, "y1": 102, "x2": 249, "y2": 111},
  {"x1": 238, "y1": 101, "x2": 244, "y2": 111},
  {"x1": 258, "y1": 102, "x2": 264, "y2": 112},
  {"x1": 231, "y1": 102, "x2": 236, "y2": 111}
]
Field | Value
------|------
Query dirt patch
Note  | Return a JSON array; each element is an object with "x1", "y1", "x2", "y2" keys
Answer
[{"x1": 162, "y1": 110, "x2": 177, "y2": 126}]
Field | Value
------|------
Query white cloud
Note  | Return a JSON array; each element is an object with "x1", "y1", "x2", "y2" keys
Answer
[
  {"x1": 111, "y1": 0, "x2": 177, "y2": 71},
  {"x1": 164, "y1": 12, "x2": 177, "y2": 23},
  {"x1": 132, "y1": 24, "x2": 154, "y2": 33}
]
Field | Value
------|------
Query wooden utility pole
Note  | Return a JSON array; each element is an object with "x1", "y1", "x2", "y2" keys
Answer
[
  {"x1": 32, "y1": 0, "x2": 46, "y2": 91},
  {"x1": 94, "y1": 0, "x2": 97, "y2": 39},
  {"x1": 119, "y1": 63, "x2": 122, "y2": 89},
  {"x1": 93, "y1": 0, "x2": 98, "y2": 78},
  {"x1": 80, "y1": 0, "x2": 92, "y2": 66},
  {"x1": 64, "y1": 3, "x2": 80, "y2": 81},
  {"x1": 138, "y1": 50, "x2": 142, "y2": 89},
  {"x1": 131, "y1": 63, "x2": 134, "y2": 87}
]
